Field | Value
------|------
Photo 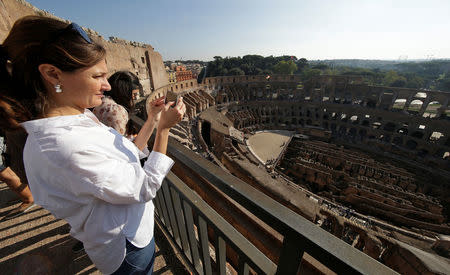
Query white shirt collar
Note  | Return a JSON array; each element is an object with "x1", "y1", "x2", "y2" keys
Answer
[{"x1": 21, "y1": 109, "x2": 101, "y2": 133}]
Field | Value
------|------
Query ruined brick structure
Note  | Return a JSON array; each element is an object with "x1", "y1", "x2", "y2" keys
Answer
[{"x1": 145, "y1": 74, "x2": 450, "y2": 274}]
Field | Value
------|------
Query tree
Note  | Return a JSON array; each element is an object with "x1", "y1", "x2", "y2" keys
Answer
[
  {"x1": 255, "y1": 68, "x2": 263, "y2": 75},
  {"x1": 390, "y1": 78, "x2": 407, "y2": 87},
  {"x1": 301, "y1": 68, "x2": 321, "y2": 80},
  {"x1": 272, "y1": 60, "x2": 297, "y2": 75},
  {"x1": 324, "y1": 68, "x2": 338, "y2": 75},
  {"x1": 228, "y1": 67, "x2": 245, "y2": 75},
  {"x1": 262, "y1": 69, "x2": 273, "y2": 75},
  {"x1": 383, "y1": 70, "x2": 406, "y2": 87},
  {"x1": 437, "y1": 73, "x2": 450, "y2": 91},
  {"x1": 216, "y1": 66, "x2": 228, "y2": 76},
  {"x1": 312, "y1": 63, "x2": 330, "y2": 70},
  {"x1": 242, "y1": 55, "x2": 264, "y2": 67},
  {"x1": 240, "y1": 64, "x2": 252, "y2": 75},
  {"x1": 440, "y1": 78, "x2": 450, "y2": 91},
  {"x1": 296, "y1": 58, "x2": 308, "y2": 72},
  {"x1": 404, "y1": 74, "x2": 424, "y2": 89}
]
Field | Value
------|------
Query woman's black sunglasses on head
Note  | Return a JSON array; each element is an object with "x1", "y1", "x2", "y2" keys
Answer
[
  {"x1": 67, "y1": 22, "x2": 92, "y2": 44},
  {"x1": 44, "y1": 22, "x2": 92, "y2": 46}
]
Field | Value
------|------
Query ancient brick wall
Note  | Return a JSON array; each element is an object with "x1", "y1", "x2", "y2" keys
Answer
[
  {"x1": 147, "y1": 50, "x2": 168, "y2": 90},
  {"x1": 0, "y1": 0, "x2": 36, "y2": 39}
]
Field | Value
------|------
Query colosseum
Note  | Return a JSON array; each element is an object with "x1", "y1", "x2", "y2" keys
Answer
[
  {"x1": 1, "y1": 0, "x2": 450, "y2": 274},
  {"x1": 145, "y1": 74, "x2": 450, "y2": 274}
]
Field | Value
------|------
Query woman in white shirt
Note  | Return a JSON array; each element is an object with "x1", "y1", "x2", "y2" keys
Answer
[{"x1": 0, "y1": 16, "x2": 185, "y2": 274}]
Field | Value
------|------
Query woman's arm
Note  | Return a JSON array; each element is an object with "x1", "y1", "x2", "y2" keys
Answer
[
  {"x1": 133, "y1": 117, "x2": 157, "y2": 151},
  {"x1": 153, "y1": 97, "x2": 186, "y2": 155},
  {"x1": 65, "y1": 146, "x2": 174, "y2": 204},
  {"x1": 133, "y1": 97, "x2": 165, "y2": 151}
]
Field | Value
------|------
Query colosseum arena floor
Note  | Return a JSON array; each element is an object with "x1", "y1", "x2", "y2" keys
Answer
[{"x1": 246, "y1": 130, "x2": 293, "y2": 164}]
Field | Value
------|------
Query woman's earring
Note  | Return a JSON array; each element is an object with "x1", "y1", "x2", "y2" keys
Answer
[
  {"x1": 55, "y1": 84, "x2": 62, "y2": 93},
  {"x1": 6, "y1": 60, "x2": 12, "y2": 76}
]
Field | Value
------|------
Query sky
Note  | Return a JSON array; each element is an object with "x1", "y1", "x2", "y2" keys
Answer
[{"x1": 27, "y1": 0, "x2": 450, "y2": 61}]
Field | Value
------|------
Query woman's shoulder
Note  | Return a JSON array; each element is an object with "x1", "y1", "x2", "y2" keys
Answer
[
  {"x1": 93, "y1": 97, "x2": 128, "y2": 116},
  {"x1": 26, "y1": 116, "x2": 104, "y2": 150},
  {"x1": 27, "y1": 125, "x2": 111, "y2": 168},
  {"x1": 107, "y1": 97, "x2": 128, "y2": 114}
]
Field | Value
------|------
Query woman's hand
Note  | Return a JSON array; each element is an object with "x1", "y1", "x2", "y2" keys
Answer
[
  {"x1": 157, "y1": 97, "x2": 186, "y2": 131},
  {"x1": 134, "y1": 96, "x2": 166, "y2": 151},
  {"x1": 147, "y1": 96, "x2": 165, "y2": 122}
]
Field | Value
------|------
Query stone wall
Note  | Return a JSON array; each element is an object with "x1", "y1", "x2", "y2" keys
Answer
[
  {"x1": 0, "y1": 0, "x2": 36, "y2": 38},
  {"x1": 0, "y1": 0, "x2": 168, "y2": 94}
]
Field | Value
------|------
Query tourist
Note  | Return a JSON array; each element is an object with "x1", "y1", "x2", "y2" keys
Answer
[
  {"x1": 93, "y1": 71, "x2": 165, "y2": 147},
  {"x1": 0, "y1": 16, "x2": 185, "y2": 274},
  {"x1": 0, "y1": 129, "x2": 35, "y2": 219}
]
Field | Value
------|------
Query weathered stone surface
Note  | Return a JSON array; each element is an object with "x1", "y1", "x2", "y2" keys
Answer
[{"x1": 0, "y1": 0, "x2": 168, "y2": 94}]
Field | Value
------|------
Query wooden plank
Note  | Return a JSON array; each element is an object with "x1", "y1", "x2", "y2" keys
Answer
[
  {"x1": 238, "y1": 256, "x2": 250, "y2": 275},
  {"x1": 162, "y1": 182, "x2": 181, "y2": 246},
  {"x1": 198, "y1": 216, "x2": 212, "y2": 275},
  {"x1": 215, "y1": 235, "x2": 226, "y2": 275},
  {"x1": 170, "y1": 185, "x2": 192, "y2": 261},
  {"x1": 153, "y1": 190, "x2": 163, "y2": 220},
  {"x1": 275, "y1": 232, "x2": 304, "y2": 275},
  {"x1": 183, "y1": 200, "x2": 203, "y2": 274},
  {"x1": 158, "y1": 181, "x2": 173, "y2": 234}
]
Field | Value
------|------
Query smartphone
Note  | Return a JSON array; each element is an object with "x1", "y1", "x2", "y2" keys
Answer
[{"x1": 165, "y1": 91, "x2": 180, "y2": 106}]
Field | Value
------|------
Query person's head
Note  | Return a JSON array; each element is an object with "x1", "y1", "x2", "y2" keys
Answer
[
  {"x1": 107, "y1": 71, "x2": 142, "y2": 111},
  {"x1": 0, "y1": 15, "x2": 109, "y2": 130}
]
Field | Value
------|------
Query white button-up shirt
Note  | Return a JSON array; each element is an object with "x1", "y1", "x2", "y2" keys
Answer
[{"x1": 21, "y1": 110, "x2": 174, "y2": 274}]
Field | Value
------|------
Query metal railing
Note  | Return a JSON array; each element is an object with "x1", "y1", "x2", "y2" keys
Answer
[{"x1": 131, "y1": 115, "x2": 398, "y2": 275}]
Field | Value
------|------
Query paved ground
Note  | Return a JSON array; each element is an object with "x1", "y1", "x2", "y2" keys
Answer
[
  {"x1": 0, "y1": 183, "x2": 189, "y2": 275},
  {"x1": 247, "y1": 130, "x2": 293, "y2": 164}
]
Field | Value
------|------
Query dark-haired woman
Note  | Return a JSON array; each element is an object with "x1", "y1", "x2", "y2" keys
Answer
[
  {"x1": 0, "y1": 16, "x2": 185, "y2": 274},
  {"x1": 93, "y1": 71, "x2": 165, "y2": 150}
]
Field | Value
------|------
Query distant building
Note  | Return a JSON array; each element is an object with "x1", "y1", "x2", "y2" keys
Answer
[
  {"x1": 164, "y1": 62, "x2": 204, "y2": 83},
  {"x1": 185, "y1": 63, "x2": 202, "y2": 79},
  {"x1": 168, "y1": 71, "x2": 177, "y2": 83},
  {"x1": 175, "y1": 65, "x2": 194, "y2": 82}
]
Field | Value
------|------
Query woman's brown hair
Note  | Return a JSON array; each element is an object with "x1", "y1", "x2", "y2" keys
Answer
[{"x1": 0, "y1": 15, "x2": 106, "y2": 130}]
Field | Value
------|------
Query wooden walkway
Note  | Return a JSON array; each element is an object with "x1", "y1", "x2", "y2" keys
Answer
[{"x1": 0, "y1": 182, "x2": 189, "y2": 275}]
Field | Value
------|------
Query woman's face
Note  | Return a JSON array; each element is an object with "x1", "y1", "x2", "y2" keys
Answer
[
  {"x1": 57, "y1": 59, "x2": 111, "y2": 110},
  {"x1": 132, "y1": 89, "x2": 140, "y2": 101}
]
